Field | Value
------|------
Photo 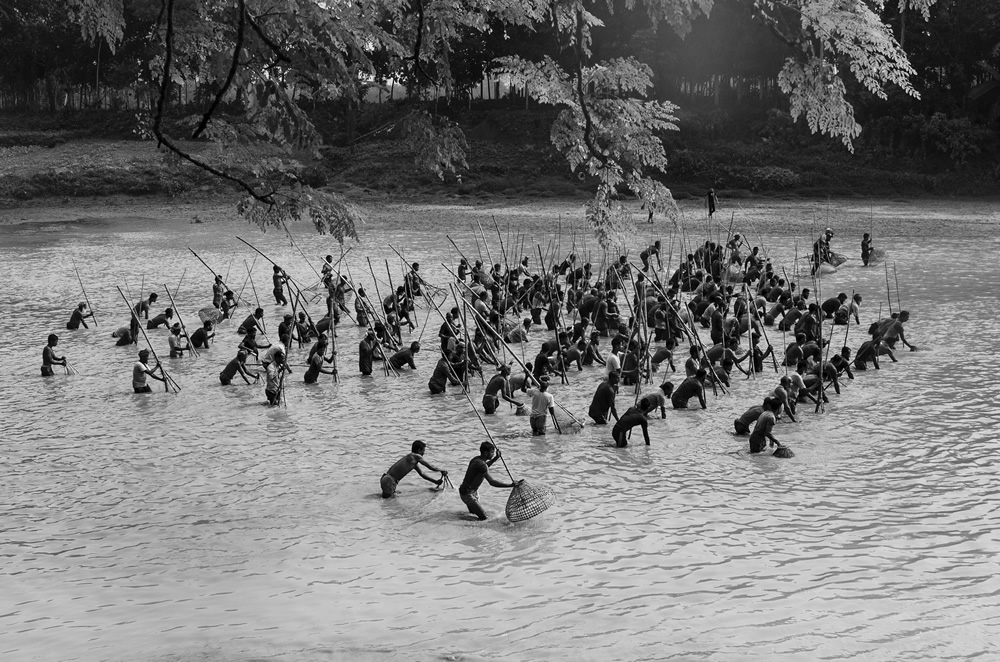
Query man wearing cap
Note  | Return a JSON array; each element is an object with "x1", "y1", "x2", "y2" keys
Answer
[
  {"x1": 168, "y1": 323, "x2": 190, "y2": 358},
  {"x1": 133, "y1": 349, "x2": 166, "y2": 393},
  {"x1": 67, "y1": 303, "x2": 92, "y2": 330},
  {"x1": 220, "y1": 349, "x2": 259, "y2": 385}
]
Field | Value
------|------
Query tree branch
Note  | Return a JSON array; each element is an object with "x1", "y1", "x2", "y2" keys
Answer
[
  {"x1": 152, "y1": 0, "x2": 275, "y2": 205},
  {"x1": 574, "y1": 11, "x2": 608, "y2": 167},
  {"x1": 192, "y1": 0, "x2": 245, "y2": 140}
]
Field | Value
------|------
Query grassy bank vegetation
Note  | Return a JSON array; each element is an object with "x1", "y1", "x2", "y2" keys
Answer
[{"x1": 1, "y1": 103, "x2": 997, "y2": 206}]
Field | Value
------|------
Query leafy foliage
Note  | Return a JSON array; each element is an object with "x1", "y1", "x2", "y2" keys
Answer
[{"x1": 43, "y1": 0, "x2": 938, "y2": 240}]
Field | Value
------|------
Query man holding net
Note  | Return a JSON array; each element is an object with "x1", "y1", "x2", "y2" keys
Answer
[
  {"x1": 458, "y1": 442, "x2": 520, "y2": 521},
  {"x1": 380, "y1": 441, "x2": 448, "y2": 498}
]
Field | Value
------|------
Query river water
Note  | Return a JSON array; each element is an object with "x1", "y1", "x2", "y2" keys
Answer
[{"x1": 1, "y1": 198, "x2": 999, "y2": 661}]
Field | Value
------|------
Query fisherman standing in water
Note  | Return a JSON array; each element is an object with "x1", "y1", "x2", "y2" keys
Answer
[
  {"x1": 66, "y1": 303, "x2": 92, "y2": 330},
  {"x1": 483, "y1": 365, "x2": 524, "y2": 414},
  {"x1": 132, "y1": 349, "x2": 166, "y2": 393},
  {"x1": 41, "y1": 334, "x2": 67, "y2": 376},
  {"x1": 458, "y1": 442, "x2": 519, "y2": 521},
  {"x1": 380, "y1": 440, "x2": 449, "y2": 498}
]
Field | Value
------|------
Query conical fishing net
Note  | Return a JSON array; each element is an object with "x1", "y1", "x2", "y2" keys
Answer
[
  {"x1": 772, "y1": 446, "x2": 795, "y2": 458},
  {"x1": 505, "y1": 480, "x2": 556, "y2": 522}
]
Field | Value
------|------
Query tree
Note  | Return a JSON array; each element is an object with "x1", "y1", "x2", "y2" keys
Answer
[{"x1": 62, "y1": 0, "x2": 936, "y2": 246}]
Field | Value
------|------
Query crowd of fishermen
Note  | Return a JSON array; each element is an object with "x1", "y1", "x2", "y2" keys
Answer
[{"x1": 46, "y1": 225, "x2": 912, "y2": 468}]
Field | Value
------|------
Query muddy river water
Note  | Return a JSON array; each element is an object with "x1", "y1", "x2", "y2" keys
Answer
[{"x1": 1, "y1": 197, "x2": 998, "y2": 661}]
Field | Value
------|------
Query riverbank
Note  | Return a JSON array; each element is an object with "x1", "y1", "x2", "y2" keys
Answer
[{"x1": 3, "y1": 108, "x2": 999, "y2": 211}]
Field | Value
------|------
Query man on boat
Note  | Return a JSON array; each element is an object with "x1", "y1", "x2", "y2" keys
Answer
[
  {"x1": 381, "y1": 440, "x2": 448, "y2": 498},
  {"x1": 67, "y1": 302, "x2": 92, "y2": 330},
  {"x1": 811, "y1": 228, "x2": 834, "y2": 274},
  {"x1": 458, "y1": 442, "x2": 519, "y2": 521}
]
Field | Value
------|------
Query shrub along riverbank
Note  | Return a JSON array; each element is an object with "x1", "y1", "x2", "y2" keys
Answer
[{"x1": 1, "y1": 106, "x2": 997, "y2": 206}]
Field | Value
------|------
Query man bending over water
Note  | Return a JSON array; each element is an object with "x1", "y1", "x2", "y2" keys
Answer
[{"x1": 381, "y1": 440, "x2": 448, "y2": 498}]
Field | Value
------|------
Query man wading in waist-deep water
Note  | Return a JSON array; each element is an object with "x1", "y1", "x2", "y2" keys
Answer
[
  {"x1": 380, "y1": 440, "x2": 448, "y2": 498},
  {"x1": 458, "y1": 442, "x2": 519, "y2": 521}
]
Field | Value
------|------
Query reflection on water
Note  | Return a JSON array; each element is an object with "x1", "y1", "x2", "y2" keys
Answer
[{"x1": 1, "y1": 199, "x2": 999, "y2": 661}]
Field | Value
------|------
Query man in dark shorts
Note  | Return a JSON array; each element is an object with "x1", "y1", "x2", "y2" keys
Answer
[
  {"x1": 41, "y1": 334, "x2": 66, "y2": 377},
  {"x1": 588, "y1": 372, "x2": 620, "y2": 424},
  {"x1": 380, "y1": 440, "x2": 448, "y2": 498},
  {"x1": 671, "y1": 370, "x2": 707, "y2": 409},
  {"x1": 458, "y1": 442, "x2": 519, "y2": 521},
  {"x1": 612, "y1": 398, "x2": 652, "y2": 447},
  {"x1": 483, "y1": 365, "x2": 524, "y2": 414}
]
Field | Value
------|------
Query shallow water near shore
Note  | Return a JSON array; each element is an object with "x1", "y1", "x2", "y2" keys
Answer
[{"x1": 2, "y1": 197, "x2": 1000, "y2": 661}]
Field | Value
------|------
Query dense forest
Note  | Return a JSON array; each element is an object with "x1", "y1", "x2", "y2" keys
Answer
[{"x1": 1, "y1": 0, "x2": 998, "y2": 239}]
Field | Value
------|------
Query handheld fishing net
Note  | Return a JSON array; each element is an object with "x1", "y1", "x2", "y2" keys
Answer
[
  {"x1": 552, "y1": 403, "x2": 585, "y2": 434},
  {"x1": 198, "y1": 306, "x2": 223, "y2": 324},
  {"x1": 505, "y1": 480, "x2": 557, "y2": 522},
  {"x1": 772, "y1": 445, "x2": 795, "y2": 458}
]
